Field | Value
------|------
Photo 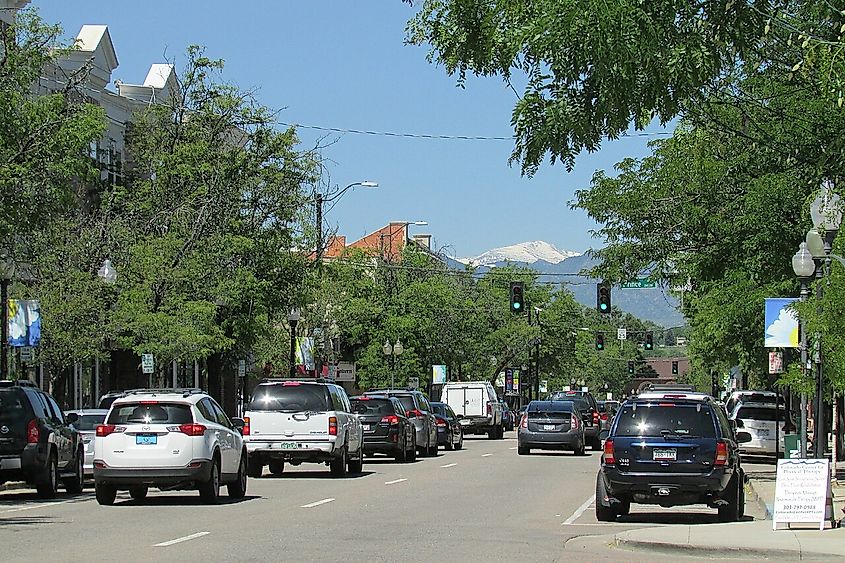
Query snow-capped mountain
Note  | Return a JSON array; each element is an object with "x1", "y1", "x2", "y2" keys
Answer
[{"x1": 459, "y1": 241, "x2": 580, "y2": 267}]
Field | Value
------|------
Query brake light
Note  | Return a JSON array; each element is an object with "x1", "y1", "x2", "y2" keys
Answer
[
  {"x1": 600, "y1": 412, "x2": 609, "y2": 421},
  {"x1": 571, "y1": 413, "x2": 580, "y2": 430},
  {"x1": 714, "y1": 441, "x2": 728, "y2": 466},
  {"x1": 436, "y1": 417, "x2": 447, "y2": 428},
  {"x1": 603, "y1": 439, "x2": 616, "y2": 464},
  {"x1": 243, "y1": 416, "x2": 251, "y2": 436},
  {"x1": 140, "y1": 400, "x2": 159, "y2": 404},
  {"x1": 486, "y1": 401, "x2": 492, "y2": 416},
  {"x1": 179, "y1": 424, "x2": 207, "y2": 436},
  {"x1": 26, "y1": 419, "x2": 39, "y2": 443},
  {"x1": 282, "y1": 381, "x2": 301, "y2": 386},
  {"x1": 380, "y1": 415, "x2": 400, "y2": 426},
  {"x1": 97, "y1": 424, "x2": 117, "y2": 437},
  {"x1": 521, "y1": 414, "x2": 528, "y2": 429},
  {"x1": 593, "y1": 411, "x2": 599, "y2": 425},
  {"x1": 406, "y1": 409, "x2": 424, "y2": 418},
  {"x1": 329, "y1": 416, "x2": 338, "y2": 436}
]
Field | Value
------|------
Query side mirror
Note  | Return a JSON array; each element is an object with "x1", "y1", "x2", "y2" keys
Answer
[
  {"x1": 736, "y1": 431, "x2": 752, "y2": 444},
  {"x1": 231, "y1": 417, "x2": 245, "y2": 433},
  {"x1": 65, "y1": 412, "x2": 79, "y2": 425},
  {"x1": 735, "y1": 418, "x2": 744, "y2": 428}
]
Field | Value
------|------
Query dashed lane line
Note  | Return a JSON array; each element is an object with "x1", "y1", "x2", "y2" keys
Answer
[
  {"x1": 1, "y1": 499, "x2": 76, "y2": 514},
  {"x1": 562, "y1": 494, "x2": 595, "y2": 525},
  {"x1": 154, "y1": 532, "x2": 211, "y2": 547},
  {"x1": 301, "y1": 498, "x2": 335, "y2": 508},
  {"x1": 481, "y1": 453, "x2": 493, "y2": 457},
  {"x1": 440, "y1": 463, "x2": 457, "y2": 468},
  {"x1": 385, "y1": 478, "x2": 407, "y2": 485},
  {"x1": 509, "y1": 447, "x2": 517, "y2": 450}
]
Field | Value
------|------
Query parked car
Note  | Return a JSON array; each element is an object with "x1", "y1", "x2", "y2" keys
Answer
[
  {"x1": 596, "y1": 393, "x2": 752, "y2": 522},
  {"x1": 728, "y1": 402, "x2": 790, "y2": 456},
  {"x1": 724, "y1": 390, "x2": 783, "y2": 416},
  {"x1": 548, "y1": 390, "x2": 601, "y2": 450},
  {"x1": 244, "y1": 379, "x2": 363, "y2": 477},
  {"x1": 93, "y1": 388, "x2": 247, "y2": 505},
  {"x1": 430, "y1": 401, "x2": 464, "y2": 450},
  {"x1": 97, "y1": 391, "x2": 125, "y2": 410},
  {"x1": 440, "y1": 382, "x2": 504, "y2": 439},
  {"x1": 596, "y1": 400, "x2": 618, "y2": 436},
  {"x1": 517, "y1": 400, "x2": 585, "y2": 455},
  {"x1": 0, "y1": 380, "x2": 84, "y2": 498},
  {"x1": 515, "y1": 405, "x2": 528, "y2": 427},
  {"x1": 364, "y1": 389, "x2": 438, "y2": 457},
  {"x1": 66, "y1": 408, "x2": 108, "y2": 479},
  {"x1": 500, "y1": 402, "x2": 515, "y2": 431},
  {"x1": 350, "y1": 395, "x2": 416, "y2": 462}
]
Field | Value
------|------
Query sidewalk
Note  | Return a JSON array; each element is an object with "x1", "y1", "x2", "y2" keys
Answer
[{"x1": 613, "y1": 461, "x2": 845, "y2": 559}]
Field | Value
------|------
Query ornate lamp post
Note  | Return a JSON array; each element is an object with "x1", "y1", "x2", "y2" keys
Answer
[
  {"x1": 792, "y1": 241, "x2": 816, "y2": 458},
  {"x1": 382, "y1": 338, "x2": 403, "y2": 388},
  {"x1": 288, "y1": 308, "x2": 300, "y2": 378}
]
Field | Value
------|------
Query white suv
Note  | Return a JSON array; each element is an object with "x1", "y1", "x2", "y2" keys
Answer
[
  {"x1": 243, "y1": 379, "x2": 363, "y2": 477},
  {"x1": 93, "y1": 389, "x2": 247, "y2": 505}
]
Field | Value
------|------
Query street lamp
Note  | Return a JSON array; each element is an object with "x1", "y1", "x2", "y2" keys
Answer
[
  {"x1": 315, "y1": 181, "x2": 378, "y2": 266},
  {"x1": 0, "y1": 253, "x2": 14, "y2": 380},
  {"x1": 288, "y1": 308, "x2": 301, "y2": 378},
  {"x1": 382, "y1": 338, "x2": 403, "y2": 388},
  {"x1": 97, "y1": 259, "x2": 117, "y2": 285},
  {"x1": 792, "y1": 241, "x2": 815, "y2": 458}
]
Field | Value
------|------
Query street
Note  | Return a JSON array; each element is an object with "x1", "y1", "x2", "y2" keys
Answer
[{"x1": 0, "y1": 432, "x2": 763, "y2": 562}]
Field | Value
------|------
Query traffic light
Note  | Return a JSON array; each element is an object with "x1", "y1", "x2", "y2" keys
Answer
[
  {"x1": 671, "y1": 360, "x2": 679, "y2": 375},
  {"x1": 595, "y1": 332, "x2": 604, "y2": 350},
  {"x1": 644, "y1": 331, "x2": 654, "y2": 351},
  {"x1": 597, "y1": 282, "x2": 611, "y2": 314},
  {"x1": 627, "y1": 361, "x2": 635, "y2": 375},
  {"x1": 509, "y1": 281, "x2": 525, "y2": 313}
]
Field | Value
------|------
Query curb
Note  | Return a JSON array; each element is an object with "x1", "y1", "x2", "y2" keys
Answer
[
  {"x1": 745, "y1": 480, "x2": 773, "y2": 520},
  {"x1": 613, "y1": 534, "x2": 803, "y2": 560},
  {"x1": 0, "y1": 482, "x2": 30, "y2": 493}
]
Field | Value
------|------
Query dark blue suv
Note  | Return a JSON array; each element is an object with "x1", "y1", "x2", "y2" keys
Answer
[{"x1": 596, "y1": 392, "x2": 752, "y2": 522}]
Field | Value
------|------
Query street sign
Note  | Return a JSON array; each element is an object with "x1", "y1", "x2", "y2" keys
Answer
[
  {"x1": 141, "y1": 354, "x2": 154, "y2": 374},
  {"x1": 238, "y1": 359, "x2": 246, "y2": 378},
  {"x1": 539, "y1": 380, "x2": 547, "y2": 393},
  {"x1": 617, "y1": 328, "x2": 627, "y2": 341},
  {"x1": 408, "y1": 377, "x2": 419, "y2": 389},
  {"x1": 773, "y1": 459, "x2": 833, "y2": 530},
  {"x1": 19, "y1": 346, "x2": 33, "y2": 363},
  {"x1": 620, "y1": 278, "x2": 656, "y2": 289}
]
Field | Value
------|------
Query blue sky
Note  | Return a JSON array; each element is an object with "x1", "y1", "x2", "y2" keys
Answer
[{"x1": 39, "y1": 0, "x2": 667, "y2": 259}]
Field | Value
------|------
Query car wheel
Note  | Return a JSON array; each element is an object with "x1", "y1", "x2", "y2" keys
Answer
[
  {"x1": 518, "y1": 446, "x2": 530, "y2": 455},
  {"x1": 348, "y1": 446, "x2": 363, "y2": 474},
  {"x1": 574, "y1": 442, "x2": 586, "y2": 456},
  {"x1": 595, "y1": 473, "x2": 617, "y2": 522},
  {"x1": 330, "y1": 447, "x2": 348, "y2": 477},
  {"x1": 394, "y1": 437, "x2": 407, "y2": 462},
  {"x1": 95, "y1": 482, "x2": 116, "y2": 506},
  {"x1": 591, "y1": 436, "x2": 603, "y2": 450},
  {"x1": 247, "y1": 455, "x2": 263, "y2": 478},
  {"x1": 129, "y1": 486, "x2": 148, "y2": 501},
  {"x1": 428, "y1": 437, "x2": 438, "y2": 457},
  {"x1": 63, "y1": 449, "x2": 84, "y2": 494},
  {"x1": 36, "y1": 452, "x2": 58, "y2": 499},
  {"x1": 199, "y1": 457, "x2": 220, "y2": 504},
  {"x1": 718, "y1": 472, "x2": 742, "y2": 522},
  {"x1": 407, "y1": 436, "x2": 417, "y2": 462},
  {"x1": 497, "y1": 425, "x2": 505, "y2": 439},
  {"x1": 445, "y1": 433, "x2": 454, "y2": 451},
  {"x1": 227, "y1": 451, "x2": 248, "y2": 499},
  {"x1": 617, "y1": 499, "x2": 631, "y2": 516},
  {"x1": 488, "y1": 427, "x2": 496, "y2": 440},
  {"x1": 268, "y1": 459, "x2": 285, "y2": 475},
  {"x1": 454, "y1": 431, "x2": 463, "y2": 450}
]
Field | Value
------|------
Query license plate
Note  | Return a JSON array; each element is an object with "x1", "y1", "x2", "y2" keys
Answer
[
  {"x1": 363, "y1": 424, "x2": 371, "y2": 431},
  {"x1": 653, "y1": 448, "x2": 676, "y2": 461},
  {"x1": 136, "y1": 434, "x2": 157, "y2": 445},
  {"x1": 756, "y1": 428, "x2": 770, "y2": 436},
  {"x1": 280, "y1": 442, "x2": 298, "y2": 449},
  {"x1": 460, "y1": 419, "x2": 470, "y2": 425},
  {"x1": 543, "y1": 424, "x2": 555, "y2": 431}
]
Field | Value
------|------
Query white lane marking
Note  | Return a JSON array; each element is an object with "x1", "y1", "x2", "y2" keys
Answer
[
  {"x1": 301, "y1": 497, "x2": 335, "y2": 508},
  {"x1": 509, "y1": 447, "x2": 517, "y2": 450},
  {"x1": 154, "y1": 531, "x2": 210, "y2": 547},
  {"x1": 562, "y1": 494, "x2": 596, "y2": 525},
  {"x1": 440, "y1": 463, "x2": 457, "y2": 468},
  {"x1": 1, "y1": 499, "x2": 75, "y2": 514},
  {"x1": 385, "y1": 478, "x2": 407, "y2": 485},
  {"x1": 482, "y1": 453, "x2": 493, "y2": 457}
]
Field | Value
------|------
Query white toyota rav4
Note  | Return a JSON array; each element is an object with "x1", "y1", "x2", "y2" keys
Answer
[{"x1": 93, "y1": 389, "x2": 247, "y2": 505}]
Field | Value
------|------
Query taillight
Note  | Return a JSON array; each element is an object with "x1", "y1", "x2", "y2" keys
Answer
[
  {"x1": 571, "y1": 413, "x2": 580, "y2": 429},
  {"x1": 593, "y1": 411, "x2": 599, "y2": 425},
  {"x1": 96, "y1": 424, "x2": 118, "y2": 437},
  {"x1": 714, "y1": 441, "x2": 728, "y2": 466},
  {"x1": 436, "y1": 417, "x2": 447, "y2": 428},
  {"x1": 179, "y1": 423, "x2": 207, "y2": 436},
  {"x1": 380, "y1": 415, "x2": 400, "y2": 426},
  {"x1": 600, "y1": 412, "x2": 608, "y2": 421},
  {"x1": 486, "y1": 401, "x2": 492, "y2": 416},
  {"x1": 406, "y1": 409, "x2": 424, "y2": 418},
  {"x1": 603, "y1": 439, "x2": 616, "y2": 464},
  {"x1": 521, "y1": 414, "x2": 528, "y2": 429},
  {"x1": 26, "y1": 419, "x2": 39, "y2": 443},
  {"x1": 243, "y1": 416, "x2": 251, "y2": 436},
  {"x1": 329, "y1": 416, "x2": 338, "y2": 436}
]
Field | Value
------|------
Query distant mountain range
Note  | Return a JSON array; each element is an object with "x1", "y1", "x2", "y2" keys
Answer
[{"x1": 449, "y1": 241, "x2": 686, "y2": 328}]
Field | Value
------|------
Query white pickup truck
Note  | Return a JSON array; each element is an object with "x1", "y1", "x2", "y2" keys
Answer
[
  {"x1": 243, "y1": 379, "x2": 363, "y2": 477},
  {"x1": 441, "y1": 381, "x2": 504, "y2": 439}
]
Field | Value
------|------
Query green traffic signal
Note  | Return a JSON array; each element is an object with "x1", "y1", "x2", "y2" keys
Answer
[
  {"x1": 509, "y1": 281, "x2": 525, "y2": 313},
  {"x1": 595, "y1": 332, "x2": 604, "y2": 350}
]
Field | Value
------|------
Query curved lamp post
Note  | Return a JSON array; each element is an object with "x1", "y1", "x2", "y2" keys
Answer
[
  {"x1": 382, "y1": 338, "x2": 403, "y2": 388},
  {"x1": 792, "y1": 242, "x2": 815, "y2": 458},
  {"x1": 316, "y1": 181, "x2": 378, "y2": 266}
]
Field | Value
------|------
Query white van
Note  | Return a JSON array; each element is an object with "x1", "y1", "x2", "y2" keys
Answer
[{"x1": 440, "y1": 382, "x2": 504, "y2": 439}]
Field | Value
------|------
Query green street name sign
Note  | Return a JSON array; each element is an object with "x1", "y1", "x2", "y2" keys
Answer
[{"x1": 620, "y1": 278, "x2": 657, "y2": 289}]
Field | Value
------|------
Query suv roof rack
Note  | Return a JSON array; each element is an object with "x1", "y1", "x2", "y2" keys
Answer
[
  {"x1": 641, "y1": 383, "x2": 697, "y2": 392},
  {"x1": 258, "y1": 377, "x2": 335, "y2": 384},
  {"x1": 0, "y1": 379, "x2": 37, "y2": 388},
  {"x1": 120, "y1": 388, "x2": 205, "y2": 398}
]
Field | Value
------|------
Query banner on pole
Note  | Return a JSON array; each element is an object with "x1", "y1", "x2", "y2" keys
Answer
[{"x1": 764, "y1": 298, "x2": 798, "y2": 348}]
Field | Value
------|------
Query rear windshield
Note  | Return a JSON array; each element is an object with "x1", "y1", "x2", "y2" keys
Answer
[
  {"x1": 351, "y1": 398, "x2": 394, "y2": 415},
  {"x1": 615, "y1": 404, "x2": 716, "y2": 438},
  {"x1": 249, "y1": 384, "x2": 331, "y2": 412},
  {"x1": 393, "y1": 395, "x2": 416, "y2": 412},
  {"x1": 431, "y1": 403, "x2": 447, "y2": 416},
  {"x1": 736, "y1": 406, "x2": 788, "y2": 422},
  {"x1": 74, "y1": 413, "x2": 107, "y2": 431},
  {"x1": 0, "y1": 390, "x2": 29, "y2": 425},
  {"x1": 107, "y1": 403, "x2": 193, "y2": 424},
  {"x1": 528, "y1": 401, "x2": 572, "y2": 414}
]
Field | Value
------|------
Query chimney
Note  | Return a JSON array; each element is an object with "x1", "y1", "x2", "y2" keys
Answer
[{"x1": 412, "y1": 234, "x2": 432, "y2": 249}]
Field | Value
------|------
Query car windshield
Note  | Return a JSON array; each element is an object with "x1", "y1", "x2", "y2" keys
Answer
[
  {"x1": 248, "y1": 384, "x2": 331, "y2": 412},
  {"x1": 614, "y1": 404, "x2": 716, "y2": 438},
  {"x1": 73, "y1": 413, "x2": 107, "y2": 431},
  {"x1": 107, "y1": 403, "x2": 193, "y2": 424},
  {"x1": 351, "y1": 398, "x2": 394, "y2": 415},
  {"x1": 736, "y1": 406, "x2": 789, "y2": 422},
  {"x1": 431, "y1": 403, "x2": 447, "y2": 416}
]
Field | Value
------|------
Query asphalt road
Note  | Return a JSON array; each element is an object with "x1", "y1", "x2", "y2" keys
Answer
[{"x1": 0, "y1": 432, "x2": 763, "y2": 562}]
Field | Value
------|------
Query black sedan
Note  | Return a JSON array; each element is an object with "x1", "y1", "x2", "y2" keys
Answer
[
  {"x1": 351, "y1": 395, "x2": 416, "y2": 462},
  {"x1": 430, "y1": 401, "x2": 463, "y2": 451}
]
